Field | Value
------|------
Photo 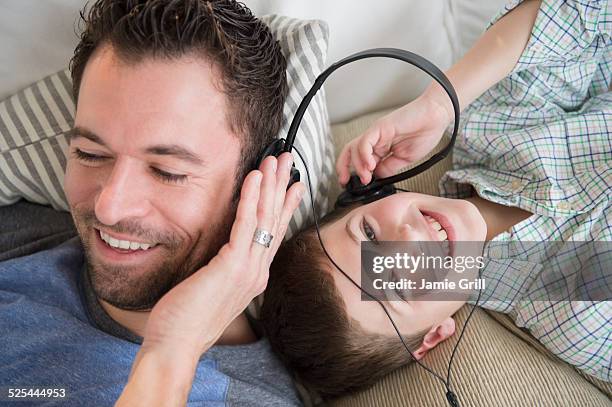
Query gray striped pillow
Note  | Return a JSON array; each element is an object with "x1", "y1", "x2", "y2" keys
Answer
[{"x1": 0, "y1": 15, "x2": 333, "y2": 239}]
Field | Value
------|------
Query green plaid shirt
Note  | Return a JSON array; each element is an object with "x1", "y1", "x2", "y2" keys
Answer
[{"x1": 439, "y1": 0, "x2": 611, "y2": 381}]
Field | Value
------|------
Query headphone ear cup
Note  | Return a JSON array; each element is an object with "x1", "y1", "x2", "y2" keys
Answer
[
  {"x1": 257, "y1": 139, "x2": 301, "y2": 190},
  {"x1": 256, "y1": 139, "x2": 285, "y2": 169},
  {"x1": 335, "y1": 188, "x2": 367, "y2": 208},
  {"x1": 335, "y1": 173, "x2": 397, "y2": 208},
  {"x1": 287, "y1": 165, "x2": 300, "y2": 189},
  {"x1": 335, "y1": 174, "x2": 367, "y2": 207}
]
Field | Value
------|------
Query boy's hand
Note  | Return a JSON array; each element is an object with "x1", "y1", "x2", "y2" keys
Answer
[{"x1": 336, "y1": 92, "x2": 453, "y2": 186}]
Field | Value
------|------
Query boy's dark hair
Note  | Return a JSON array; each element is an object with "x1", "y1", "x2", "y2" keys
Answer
[
  {"x1": 69, "y1": 0, "x2": 288, "y2": 199},
  {"x1": 261, "y1": 210, "x2": 425, "y2": 399}
]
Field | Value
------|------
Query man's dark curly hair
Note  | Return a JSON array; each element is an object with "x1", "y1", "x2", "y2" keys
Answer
[{"x1": 69, "y1": 0, "x2": 288, "y2": 199}]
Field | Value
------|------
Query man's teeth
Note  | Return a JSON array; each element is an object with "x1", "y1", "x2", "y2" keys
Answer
[{"x1": 99, "y1": 230, "x2": 157, "y2": 251}]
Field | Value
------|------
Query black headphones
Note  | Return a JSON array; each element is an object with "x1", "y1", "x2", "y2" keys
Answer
[
  {"x1": 257, "y1": 48, "x2": 460, "y2": 206},
  {"x1": 260, "y1": 48, "x2": 470, "y2": 407}
]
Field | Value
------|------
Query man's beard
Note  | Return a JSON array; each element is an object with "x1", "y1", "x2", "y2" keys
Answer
[{"x1": 71, "y1": 206, "x2": 234, "y2": 311}]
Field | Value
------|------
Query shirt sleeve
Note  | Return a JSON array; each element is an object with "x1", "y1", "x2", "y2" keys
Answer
[
  {"x1": 514, "y1": 300, "x2": 612, "y2": 382},
  {"x1": 488, "y1": 0, "x2": 611, "y2": 73}
]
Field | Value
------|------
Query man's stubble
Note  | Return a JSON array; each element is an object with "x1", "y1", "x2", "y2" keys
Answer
[{"x1": 72, "y1": 204, "x2": 235, "y2": 311}]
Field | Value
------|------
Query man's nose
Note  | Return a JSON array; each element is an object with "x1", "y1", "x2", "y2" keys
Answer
[{"x1": 95, "y1": 160, "x2": 151, "y2": 226}]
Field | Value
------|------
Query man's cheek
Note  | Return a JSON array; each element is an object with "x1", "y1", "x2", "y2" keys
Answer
[
  {"x1": 163, "y1": 190, "x2": 212, "y2": 231},
  {"x1": 65, "y1": 163, "x2": 108, "y2": 204},
  {"x1": 64, "y1": 162, "x2": 88, "y2": 205}
]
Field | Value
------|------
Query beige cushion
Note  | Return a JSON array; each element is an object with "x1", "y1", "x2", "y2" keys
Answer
[
  {"x1": 330, "y1": 306, "x2": 611, "y2": 407},
  {"x1": 326, "y1": 108, "x2": 611, "y2": 406}
]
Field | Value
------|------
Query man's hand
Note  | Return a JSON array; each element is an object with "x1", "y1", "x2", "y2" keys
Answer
[
  {"x1": 116, "y1": 153, "x2": 304, "y2": 406},
  {"x1": 143, "y1": 152, "x2": 303, "y2": 355},
  {"x1": 336, "y1": 93, "x2": 452, "y2": 185}
]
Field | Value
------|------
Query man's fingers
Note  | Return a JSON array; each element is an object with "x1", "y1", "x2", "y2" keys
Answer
[
  {"x1": 273, "y1": 153, "x2": 293, "y2": 219},
  {"x1": 268, "y1": 181, "x2": 304, "y2": 257},
  {"x1": 252, "y1": 156, "x2": 277, "y2": 258},
  {"x1": 228, "y1": 170, "x2": 262, "y2": 252}
]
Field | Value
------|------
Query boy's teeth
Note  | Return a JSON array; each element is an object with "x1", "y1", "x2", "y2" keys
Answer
[
  {"x1": 441, "y1": 241, "x2": 450, "y2": 256},
  {"x1": 422, "y1": 213, "x2": 450, "y2": 243}
]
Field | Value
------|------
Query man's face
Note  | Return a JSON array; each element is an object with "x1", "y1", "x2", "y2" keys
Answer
[{"x1": 64, "y1": 45, "x2": 241, "y2": 310}]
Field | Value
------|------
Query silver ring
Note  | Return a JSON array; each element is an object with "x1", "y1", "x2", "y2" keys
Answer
[{"x1": 253, "y1": 228, "x2": 273, "y2": 248}]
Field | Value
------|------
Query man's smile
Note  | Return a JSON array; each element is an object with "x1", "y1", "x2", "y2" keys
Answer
[
  {"x1": 98, "y1": 228, "x2": 159, "y2": 249},
  {"x1": 94, "y1": 227, "x2": 162, "y2": 263}
]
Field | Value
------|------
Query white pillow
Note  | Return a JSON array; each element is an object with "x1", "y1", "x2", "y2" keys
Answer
[
  {"x1": 244, "y1": 0, "x2": 508, "y2": 123},
  {"x1": 0, "y1": 0, "x2": 89, "y2": 101},
  {"x1": 0, "y1": 15, "x2": 334, "y2": 239}
]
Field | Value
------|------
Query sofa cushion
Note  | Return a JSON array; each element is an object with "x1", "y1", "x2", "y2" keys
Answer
[
  {"x1": 243, "y1": 0, "x2": 509, "y2": 123},
  {"x1": 330, "y1": 305, "x2": 612, "y2": 407}
]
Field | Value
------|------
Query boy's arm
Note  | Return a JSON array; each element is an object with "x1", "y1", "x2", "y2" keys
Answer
[
  {"x1": 337, "y1": 0, "x2": 543, "y2": 183},
  {"x1": 428, "y1": 0, "x2": 542, "y2": 117}
]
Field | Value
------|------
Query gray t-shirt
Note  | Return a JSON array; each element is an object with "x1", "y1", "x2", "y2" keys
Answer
[{"x1": 0, "y1": 231, "x2": 301, "y2": 406}]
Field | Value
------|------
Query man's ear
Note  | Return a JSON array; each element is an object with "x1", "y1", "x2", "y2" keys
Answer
[{"x1": 413, "y1": 317, "x2": 456, "y2": 360}]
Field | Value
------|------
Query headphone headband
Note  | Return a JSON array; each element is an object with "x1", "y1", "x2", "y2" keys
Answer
[
  {"x1": 280, "y1": 48, "x2": 460, "y2": 206},
  {"x1": 273, "y1": 49, "x2": 469, "y2": 406}
]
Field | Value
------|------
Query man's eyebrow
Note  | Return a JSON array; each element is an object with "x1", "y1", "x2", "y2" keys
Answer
[
  {"x1": 345, "y1": 215, "x2": 360, "y2": 245},
  {"x1": 145, "y1": 145, "x2": 204, "y2": 166},
  {"x1": 68, "y1": 126, "x2": 109, "y2": 147},
  {"x1": 68, "y1": 126, "x2": 204, "y2": 166}
]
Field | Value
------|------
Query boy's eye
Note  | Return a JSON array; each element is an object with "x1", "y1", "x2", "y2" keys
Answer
[{"x1": 361, "y1": 218, "x2": 378, "y2": 242}]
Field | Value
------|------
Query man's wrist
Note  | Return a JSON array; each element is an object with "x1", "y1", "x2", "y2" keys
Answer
[{"x1": 117, "y1": 345, "x2": 201, "y2": 407}]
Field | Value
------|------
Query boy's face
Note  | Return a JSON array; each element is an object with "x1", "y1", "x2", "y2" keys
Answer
[
  {"x1": 64, "y1": 45, "x2": 242, "y2": 310},
  {"x1": 320, "y1": 192, "x2": 487, "y2": 336}
]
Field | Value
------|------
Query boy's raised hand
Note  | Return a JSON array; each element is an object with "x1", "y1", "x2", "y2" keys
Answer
[{"x1": 336, "y1": 92, "x2": 453, "y2": 186}]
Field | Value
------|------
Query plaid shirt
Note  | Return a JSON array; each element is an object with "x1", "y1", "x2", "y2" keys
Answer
[{"x1": 439, "y1": 0, "x2": 611, "y2": 381}]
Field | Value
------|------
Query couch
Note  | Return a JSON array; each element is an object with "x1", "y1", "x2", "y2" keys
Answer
[{"x1": 1, "y1": 1, "x2": 610, "y2": 405}]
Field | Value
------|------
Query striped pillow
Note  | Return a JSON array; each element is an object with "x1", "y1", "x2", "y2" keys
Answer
[{"x1": 0, "y1": 15, "x2": 333, "y2": 239}]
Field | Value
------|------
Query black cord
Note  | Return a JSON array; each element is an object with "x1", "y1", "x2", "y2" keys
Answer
[
  {"x1": 291, "y1": 146, "x2": 485, "y2": 398},
  {"x1": 292, "y1": 147, "x2": 487, "y2": 405},
  {"x1": 393, "y1": 186, "x2": 483, "y2": 399}
]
